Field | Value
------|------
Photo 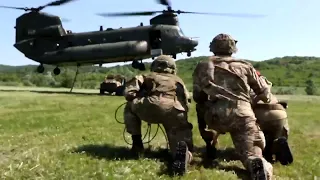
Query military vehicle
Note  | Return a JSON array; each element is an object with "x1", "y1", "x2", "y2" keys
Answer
[
  {"x1": 100, "y1": 74, "x2": 126, "y2": 96},
  {"x1": 1, "y1": 0, "x2": 266, "y2": 75}
]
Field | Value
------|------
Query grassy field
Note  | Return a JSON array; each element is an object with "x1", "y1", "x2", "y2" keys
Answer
[{"x1": 0, "y1": 87, "x2": 319, "y2": 179}]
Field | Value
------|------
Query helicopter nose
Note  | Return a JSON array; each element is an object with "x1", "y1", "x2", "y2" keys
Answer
[
  {"x1": 190, "y1": 38, "x2": 198, "y2": 47},
  {"x1": 179, "y1": 37, "x2": 198, "y2": 50}
]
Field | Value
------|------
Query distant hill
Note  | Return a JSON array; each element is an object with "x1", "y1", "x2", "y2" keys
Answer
[{"x1": 0, "y1": 56, "x2": 319, "y2": 91}]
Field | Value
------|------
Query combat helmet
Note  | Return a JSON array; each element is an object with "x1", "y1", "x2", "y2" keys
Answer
[
  {"x1": 209, "y1": 33, "x2": 238, "y2": 55},
  {"x1": 150, "y1": 55, "x2": 177, "y2": 74}
]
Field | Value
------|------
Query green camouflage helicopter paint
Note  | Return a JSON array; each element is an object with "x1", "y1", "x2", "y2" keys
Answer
[{"x1": 1, "y1": 0, "x2": 265, "y2": 75}]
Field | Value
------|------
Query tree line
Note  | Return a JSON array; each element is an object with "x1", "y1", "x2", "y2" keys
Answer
[{"x1": 0, "y1": 56, "x2": 319, "y2": 95}]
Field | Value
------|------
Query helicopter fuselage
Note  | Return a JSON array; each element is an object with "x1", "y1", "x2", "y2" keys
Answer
[{"x1": 13, "y1": 12, "x2": 198, "y2": 67}]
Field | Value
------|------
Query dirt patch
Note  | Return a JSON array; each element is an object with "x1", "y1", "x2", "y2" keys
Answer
[{"x1": 0, "y1": 152, "x2": 10, "y2": 165}]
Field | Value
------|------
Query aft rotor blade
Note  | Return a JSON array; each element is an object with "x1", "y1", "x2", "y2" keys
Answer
[
  {"x1": 97, "y1": 11, "x2": 162, "y2": 17},
  {"x1": 177, "y1": 11, "x2": 267, "y2": 18},
  {"x1": 0, "y1": 5, "x2": 27, "y2": 11},
  {"x1": 0, "y1": 0, "x2": 77, "y2": 12}
]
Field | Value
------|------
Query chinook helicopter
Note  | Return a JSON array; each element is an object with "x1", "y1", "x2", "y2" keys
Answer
[{"x1": 1, "y1": 0, "x2": 266, "y2": 75}]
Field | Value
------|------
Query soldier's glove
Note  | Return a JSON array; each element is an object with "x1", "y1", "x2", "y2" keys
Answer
[
  {"x1": 278, "y1": 101, "x2": 288, "y2": 109},
  {"x1": 253, "y1": 93, "x2": 271, "y2": 104}
]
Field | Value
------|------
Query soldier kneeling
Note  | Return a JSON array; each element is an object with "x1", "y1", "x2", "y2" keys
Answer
[
  {"x1": 198, "y1": 73, "x2": 293, "y2": 166},
  {"x1": 123, "y1": 55, "x2": 193, "y2": 175},
  {"x1": 251, "y1": 74, "x2": 293, "y2": 165}
]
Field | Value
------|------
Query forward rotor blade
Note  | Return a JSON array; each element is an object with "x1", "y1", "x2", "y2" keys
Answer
[
  {"x1": 97, "y1": 11, "x2": 162, "y2": 17},
  {"x1": 157, "y1": 0, "x2": 171, "y2": 7},
  {"x1": 60, "y1": 18, "x2": 71, "y2": 22},
  {"x1": 0, "y1": 5, "x2": 27, "y2": 11},
  {"x1": 37, "y1": 0, "x2": 77, "y2": 11},
  {"x1": 45, "y1": 0, "x2": 77, "y2": 6},
  {"x1": 177, "y1": 11, "x2": 267, "y2": 18}
]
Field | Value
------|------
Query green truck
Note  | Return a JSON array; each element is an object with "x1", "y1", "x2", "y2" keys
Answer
[{"x1": 100, "y1": 74, "x2": 126, "y2": 96}]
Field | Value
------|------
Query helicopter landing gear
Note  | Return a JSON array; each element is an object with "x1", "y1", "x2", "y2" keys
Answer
[
  {"x1": 172, "y1": 54, "x2": 176, "y2": 59},
  {"x1": 132, "y1": 60, "x2": 146, "y2": 71},
  {"x1": 53, "y1": 67, "x2": 60, "y2": 75},
  {"x1": 37, "y1": 64, "x2": 44, "y2": 73},
  {"x1": 187, "y1": 51, "x2": 191, "y2": 57}
]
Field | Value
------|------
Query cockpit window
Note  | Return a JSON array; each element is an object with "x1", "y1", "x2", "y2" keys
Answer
[{"x1": 178, "y1": 28, "x2": 185, "y2": 36}]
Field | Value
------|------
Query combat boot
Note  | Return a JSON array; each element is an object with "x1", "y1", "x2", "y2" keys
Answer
[
  {"x1": 247, "y1": 157, "x2": 268, "y2": 180},
  {"x1": 205, "y1": 140, "x2": 217, "y2": 159},
  {"x1": 273, "y1": 137, "x2": 293, "y2": 165},
  {"x1": 172, "y1": 141, "x2": 190, "y2": 176},
  {"x1": 131, "y1": 135, "x2": 144, "y2": 153},
  {"x1": 263, "y1": 139, "x2": 274, "y2": 163}
]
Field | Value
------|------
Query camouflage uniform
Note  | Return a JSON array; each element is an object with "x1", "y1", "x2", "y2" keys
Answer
[
  {"x1": 198, "y1": 73, "x2": 293, "y2": 165},
  {"x1": 193, "y1": 62, "x2": 219, "y2": 159},
  {"x1": 251, "y1": 74, "x2": 293, "y2": 165},
  {"x1": 193, "y1": 33, "x2": 273, "y2": 180},
  {"x1": 123, "y1": 55, "x2": 193, "y2": 175}
]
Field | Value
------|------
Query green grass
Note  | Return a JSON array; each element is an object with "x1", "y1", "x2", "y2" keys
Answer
[
  {"x1": 0, "y1": 85, "x2": 99, "y2": 93},
  {"x1": 0, "y1": 87, "x2": 319, "y2": 179}
]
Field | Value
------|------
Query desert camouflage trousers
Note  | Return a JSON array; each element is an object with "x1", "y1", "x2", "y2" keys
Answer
[
  {"x1": 203, "y1": 100, "x2": 273, "y2": 179},
  {"x1": 198, "y1": 103, "x2": 289, "y2": 145},
  {"x1": 124, "y1": 95, "x2": 194, "y2": 158}
]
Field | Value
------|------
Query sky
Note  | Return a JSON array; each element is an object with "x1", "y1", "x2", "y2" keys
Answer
[{"x1": 0, "y1": 0, "x2": 319, "y2": 67}]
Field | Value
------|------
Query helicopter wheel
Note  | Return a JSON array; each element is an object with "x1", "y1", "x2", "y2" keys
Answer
[
  {"x1": 138, "y1": 63, "x2": 146, "y2": 71},
  {"x1": 187, "y1": 52, "x2": 191, "y2": 57},
  {"x1": 37, "y1": 65, "x2": 44, "y2": 73},
  {"x1": 53, "y1": 67, "x2": 61, "y2": 75},
  {"x1": 132, "y1": 60, "x2": 139, "y2": 69}
]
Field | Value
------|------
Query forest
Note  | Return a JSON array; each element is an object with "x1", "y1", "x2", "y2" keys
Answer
[{"x1": 0, "y1": 56, "x2": 319, "y2": 94}]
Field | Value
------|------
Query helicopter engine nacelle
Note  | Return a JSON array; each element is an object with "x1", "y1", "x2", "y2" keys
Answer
[
  {"x1": 150, "y1": 13, "x2": 179, "y2": 25},
  {"x1": 15, "y1": 12, "x2": 66, "y2": 43}
]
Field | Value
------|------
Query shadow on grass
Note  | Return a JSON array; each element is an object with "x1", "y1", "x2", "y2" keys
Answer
[
  {"x1": 0, "y1": 89, "x2": 118, "y2": 96},
  {"x1": 73, "y1": 143, "x2": 176, "y2": 176},
  {"x1": 190, "y1": 146, "x2": 250, "y2": 180},
  {"x1": 73, "y1": 144, "x2": 250, "y2": 179},
  {"x1": 73, "y1": 143, "x2": 169, "y2": 161},
  {"x1": 194, "y1": 146, "x2": 240, "y2": 161}
]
